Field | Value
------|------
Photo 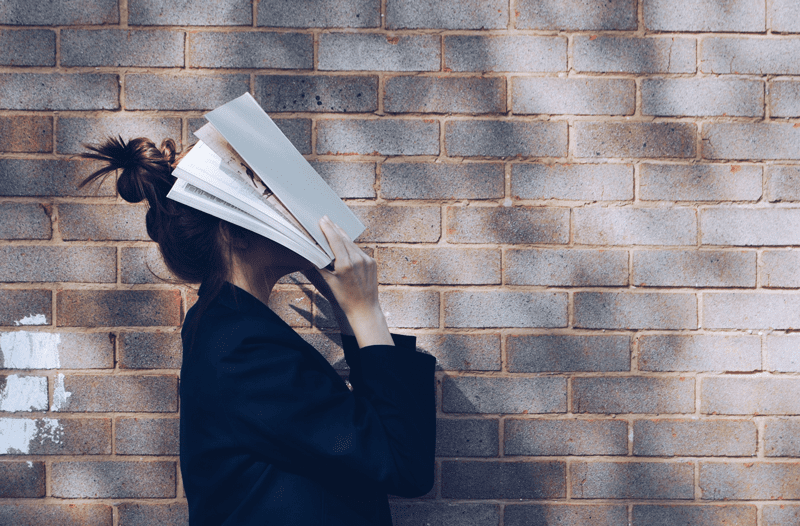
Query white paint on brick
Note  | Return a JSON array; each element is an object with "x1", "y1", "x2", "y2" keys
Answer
[
  {"x1": 50, "y1": 373, "x2": 72, "y2": 412},
  {"x1": 0, "y1": 417, "x2": 62, "y2": 454},
  {"x1": 14, "y1": 314, "x2": 47, "y2": 326},
  {"x1": 0, "y1": 332, "x2": 61, "y2": 369},
  {"x1": 0, "y1": 375, "x2": 48, "y2": 412}
]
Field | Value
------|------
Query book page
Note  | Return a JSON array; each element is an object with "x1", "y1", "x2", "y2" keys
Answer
[{"x1": 204, "y1": 93, "x2": 365, "y2": 260}]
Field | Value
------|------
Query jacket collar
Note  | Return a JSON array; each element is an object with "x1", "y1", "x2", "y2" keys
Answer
[{"x1": 198, "y1": 280, "x2": 266, "y2": 314}]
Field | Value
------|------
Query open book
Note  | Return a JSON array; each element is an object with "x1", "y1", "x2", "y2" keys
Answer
[{"x1": 166, "y1": 93, "x2": 365, "y2": 269}]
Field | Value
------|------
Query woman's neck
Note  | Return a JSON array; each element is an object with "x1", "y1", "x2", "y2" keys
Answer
[{"x1": 227, "y1": 258, "x2": 290, "y2": 308}]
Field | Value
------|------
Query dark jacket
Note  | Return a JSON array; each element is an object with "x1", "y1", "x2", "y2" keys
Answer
[{"x1": 179, "y1": 282, "x2": 436, "y2": 525}]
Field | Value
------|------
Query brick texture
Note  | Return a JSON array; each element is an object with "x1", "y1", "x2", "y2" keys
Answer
[{"x1": 4, "y1": 0, "x2": 799, "y2": 518}]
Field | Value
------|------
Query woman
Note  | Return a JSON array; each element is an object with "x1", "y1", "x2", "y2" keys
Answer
[{"x1": 79, "y1": 137, "x2": 436, "y2": 525}]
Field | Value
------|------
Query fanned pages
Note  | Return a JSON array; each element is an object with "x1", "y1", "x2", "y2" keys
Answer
[{"x1": 165, "y1": 93, "x2": 366, "y2": 269}]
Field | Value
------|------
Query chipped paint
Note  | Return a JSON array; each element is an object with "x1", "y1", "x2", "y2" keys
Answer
[
  {"x1": 0, "y1": 418, "x2": 63, "y2": 454},
  {"x1": 14, "y1": 314, "x2": 48, "y2": 326},
  {"x1": 51, "y1": 373, "x2": 72, "y2": 412},
  {"x1": 0, "y1": 332, "x2": 61, "y2": 369},
  {"x1": 0, "y1": 375, "x2": 48, "y2": 412}
]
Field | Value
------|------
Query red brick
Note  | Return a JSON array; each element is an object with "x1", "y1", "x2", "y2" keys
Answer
[
  {"x1": 0, "y1": 116, "x2": 51, "y2": 152},
  {"x1": 52, "y1": 375, "x2": 177, "y2": 413},
  {"x1": 573, "y1": 377, "x2": 695, "y2": 414},
  {"x1": 57, "y1": 290, "x2": 182, "y2": 327},
  {"x1": 0, "y1": 203, "x2": 52, "y2": 240},
  {"x1": 378, "y1": 247, "x2": 500, "y2": 285},
  {"x1": 504, "y1": 419, "x2": 628, "y2": 456},
  {"x1": 701, "y1": 462, "x2": 800, "y2": 500},
  {"x1": 0, "y1": 159, "x2": 114, "y2": 197},
  {"x1": 118, "y1": 332, "x2": 182, "y2": 369},
  {"x1": 120, "y1": 246, "x2": 174, "y2": 284},
  {"x1": 572, "y1": 461, "x2": 694, "y2": 499},
  {"x1": 0, "y1": 290, "x2": 51, "y2": 327},
  {"x1": 0, "y1": 461, "x2": 44, "y2": 497},
  {"x1": 445, "y1": 206, "x2": 569, "y2": 244},
  {"x1": 117, "y1": 503, "x2": 188, "y2": 526},
  {"x1": 51, "y1": 461, "x2": 176, "y2": 498},
  {"x1": 0, "y1": 504, "x2": 112, "y2": 526},
  {"x1": 634, "y1": 419, "x2": 756, "y2": 457},
  {"x1": 116, "y1": 417, "x2": 179, "y2": 455},
  {"x1": 351, "y1": 204, "x2": 440, "y2": 242}
]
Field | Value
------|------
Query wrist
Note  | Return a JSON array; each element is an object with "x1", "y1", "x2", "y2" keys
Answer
[{"x1": 346, "y1": 305, "x2": 394, "y2": 348}]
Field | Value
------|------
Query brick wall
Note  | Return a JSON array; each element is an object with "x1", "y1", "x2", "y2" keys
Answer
[{"x1": 1, "y1": 0, "x2": 800, "y2": 524}]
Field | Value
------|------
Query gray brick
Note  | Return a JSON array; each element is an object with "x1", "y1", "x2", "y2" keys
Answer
[
  {"x1": 770, "y1": 0, "x2": 800, "y2": 32},
  {"x1": 634, "y1": 419, "x2": 757, "y2": 457},
  {"x1": 118, "y1": 503, "x2": 188, "y2": 526},
  {"x1": 574, "y1": 377, "x2": 695, "y2": 414},
  {"x1": 258, "y1": 0, "x2": 379, "y2": 28},
  {"x1": 512, "y1": 78, "x2": 635, "y2": 116},
  {"x1": 505, "y1": 419, "x2": 628, "y2": 456},
  {"x1": 0, "y1": 74, "x2": 118, "y2": 110},
  {"x1": 770, "y1": 81, "x2": 800, "y2": 117},
  {"x1": 702, "y1": 209, "x2": 800, "y2": 245},
  {"x1": 0, "y1": 290, "x2": 51, "y2": 327},
  {"x1": 703, "y1": 123, "x2": 800, "y2": 160},
  {"x1": 767, "y1": 166, "x2": 800, "y2": 201},
  {"x1": 702, "y1": 377, "x2": 800, "y2": 414},
  {"x1": 505, "y1": 248, "x2": 629, "y2": 287},
  {"x1": 507, "y1": 334, "x2": 631, "y2": 372},
  {"x1": 319, "y1": 33, "x2": 439, "y2": 71},
  {"x1": 53, "y1": 375, "x2": 177, "y2": 412},
  {"x1": 0, "y1": 246, "x2": 115, "y2": 283},
  {"x1": 385, "y1": 76, "x2": 505, "y2": 114},
  {"x1": 190, "y1": 33, "x2": 312, "y2": 69},
  {"x1": 317, "y1": 119, "x2": 439, "y2": 156},
  {"x1": 57, "y1": 116, "x2": 181, "y2": 155},
  {"x1": 765, "y1": 418, "x2": 800, "y2": 456},
  {"x1": 309, "y1": 161, "x2": 375, "y2": 198},
  {"x1": 62, "y1": 30, "x2": 183, "y2": 67},
  {"x1": 762, "y1": 251, "x2": 800, "y2": 288},
  {"x1": 575, "y1": 122, "x2": 697, "y2": 159},
  {"x1": 511, "y1": 163, "x2": 633, "y2": 201},
  {"x1": 572, "y1": 461, "x2": 694, "y2": 499},
  {"x1": 645, "y1": 0, "x2": 764, "y2": 31},
  {"x1": 390, "y1": 503, "x2": 499, "y2": 526},
  {"x1": 633, "y1": 250, "x2": 756, "y2": 287},
  {"x1": 445, "y1": 36, "x2": 566, "y2": 72},
  {"x1": 116, "y1": 417, "x2": 179, "y2": 455},
  {"x1": 57, "y1": 290, "x2": 181, "y2": 328},
  {"x1": 0, "y1": 0, "x2": 118, "y2": 25},
  {"x1": 125, "y1": 74, "x2": 248, "y2": 111},
  {"x1": 0, "y1": 204, "x2": 51, "y2": 240},
  {"x1": 0, "y1": 462, "x2": 44, "y2": 497},
  {"x1": 129, "y1": 0, "x2": 251, "y2": 25},
  {"x1": 381, "y1": 162, "x2": 503, "y2": 200},
  {"x1": 442, "y1": 376, "x2": 566, "y2": 414},
  {"x1": 633, "y1": 505, "x2": 757, "y2": 526},
  {"x1": 256, "y1": 75, "x2": 375, "y2": 113},
  {"x1": 0, "y1": 418, "x2": 111, "y2": 455},
  {"x1": 702, "y1": 38, "x2": 800, "y2": 75},
  {"x1": 445, "y1": 291, "x2": 568, "y2": 328},
  {"x1": 0, "y1": 116, "x2": 52, "y2": 153},
  {"x1": 442, "y1": 461, "x2": 565, "y2": 499},
  {"x1": 705, "y1": 293, "x2": 800, "y2": 329},
  {"x1": 0, "y1": 30, "x2": 54, "y2": 66},
  {"x1": 640, "y1": 163, "x2": 762, "y2": 202},
  {"x1": 643, "y1": 78, "x2": 763, "y2": 117},
  {"x1": 506, "y1": 505, "x2": 628, "y2": 526},
  {"x1": 0, "y1": 332, "x2": 113, "y2": 369},
  {"x1": 59, "y1": 204, "x2": 148, "y2": 241},
  {"x1": 0, "y1": 504, "x2": 112, "y2": 526},
  {"x1": 388, "y1": 0, "x2": 506, "y2": 29},
  {"x1": 446, "y1": 120, "x2": 567, "y2": 158},
  {"x1": 274, "y1": 119, "x2": 312, "y2": 154},
  {"x1": 351, "y1": 204, "x2": 440, "y2": 242},
  {"x1": 379, "y1": 290, "x2": 439, "y2": 329},
  {"x1": 0, "y1": 159, "x2": 115, "y2": 197},
  {"x1": 118, "y1": 332, "x2": 182, "y2": 370},
  {"x1": 120, "y1": 246, "x2": 174, "y2": 284},
  {"x1": 52, "y1": 461, "x2": 175, "y2": 498},
  {"x1": 415, "y1": 334, "x2": 501, "y2": 371},
  {"x1": 574, "y1": 36, "x2": 697, "y2": 74},
  {"x1": 765, "y1": 505, "x2": 800, "y2": 526},
  {"x1": 574, "y1": 208, "x2": 697, "y2": 246},
  {"x1": 446, "y1": 206, "x2": 569, "y2": 244},
  {"x1": 378, "y1": 247, "x2": 500, "y2": 285},
  {"x1": 639, "y1": 334, "x2": 761, "y2": 372},
  {"x1": 516, "y1": 0, "x2": 635, "y2": 29},
  {"x1": 576, "y1": 291, "x2": 698, "y2": 330},
  {"x1": 435, "y1": 418, "x2": 498, "y2": 457},
  {"x1": 701, "y1": 462, "x2": 800, "y2": 500},
  {"x1": 766, "y1": 335, "x2": 800, "y2": 372}
]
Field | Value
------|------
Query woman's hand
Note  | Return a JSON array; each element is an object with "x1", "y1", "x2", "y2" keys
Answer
[{"x1": 309, "y1": 216, "x2": 393, "y2": 348}]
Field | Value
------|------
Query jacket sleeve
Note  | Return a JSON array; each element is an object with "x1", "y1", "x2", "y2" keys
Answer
[
  {"x1": 216, "y1": 330, "x2": 436, "y2": 498},
  {"x1": 340, "y1": 333, "x2": 417, "y2": 394}
]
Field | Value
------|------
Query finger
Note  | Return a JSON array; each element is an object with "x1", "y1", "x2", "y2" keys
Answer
[
  {"x1": 325, "y1": 218, "x2": 360, "y2": 263},
  {"x1": 319, "y1": 216, "x2": 352, "y2": 268}
]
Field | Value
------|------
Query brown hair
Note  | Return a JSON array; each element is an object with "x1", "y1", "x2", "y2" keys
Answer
[{"x1": 78, "y1": 136, "x2": 239, "y2": 352}]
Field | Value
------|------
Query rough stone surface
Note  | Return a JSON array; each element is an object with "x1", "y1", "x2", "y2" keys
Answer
[
  {"x1": 571, "y1": 461, "x2": 695, "y2": 499},
  {"x1": 51, "y1": 461, "x2": 175, "y2": 498},
  {"x1": 0, "y1": 418, "x2": 111, "y2": 455},
  {"x1": 129, "y1": 0, "x2": 251, "y2": 25},
  {"x1": 258, "y1": 0, "x2": 379, "y2": 28},
  {"x1": 511, "y1": 163, "x2": 633, "y2": 201},
  {"x1": 319, "y1": 33, "x2": 440, "y2": 71},
  {"x1": 120, "y1": 246, "x2": 174, "y2": 284},
  {"x1": 190, "y1": 33, "x2": 312, "y2": 69},
  {"x1": 379, "y1": 290, "x2": 439, "y2": 329},
  {"x1": 387, "y1": 0, "x2": 507, "y2": 29},
  {"x1": 505, "y1": 248, "x2": 629, "y2": 286},
  {"x1": 764, "y1": 505, "x2": 800, "y2": 526},
  {"x1": 385, "y1": 76, "x2": 505, "y2": 114},
  {"x1": 444, "y1": 36, "x2": 566, "y2": 72},
  {"x1": 118, "y1": 332, "x2": 182, "y2": 369},
  {"x1": 575, "y1": 292, "x2": 697, "y2": 330},
  {"x1": 512, "y1": 78, "x2": 635, "y2": 116},
  {"x1": 256, "y1": 75, "x2": 376, "y2": 112},
  {"x1": 61, "y1": 30, "x2": 183, "y2": 67},
  {"x1": 0, "y1": 117, "x2": 52, "y2": 153},
  {"x1": 435, "y1": 418, "x2": 498, "y2": 457},
  {"x1": 640, "y1": 163, "x2": 762, "y2": 201},
  {"x1": 390, "y1": 503, "x2": 499, "y2": 526},
  {"x1": 701, "y1": 462, "x2": 800, "y2": 500},
  {"x1": 644, "y1": 0, "x2": 764, "y2": 32},
  {"x1": 638, "y1": 334, "x2": 761, "y2": 372},
  {"x1": 632, "y1": 250, "x2": 756, "y2": 287},
  {"x1": 0, "y1": 332, "x2": 114, "y2": 369},
  {"x1": 0, "y1": 29, "x2": 54, "y2": 66},
  {"x1": 57, "y1": 290, "x2": 182, "y2": 327},
  {"x1": 0, "y1": 73, "x2": 118, "y2": 110},
  {"x1": 0, "y1": 159, "x2": 115, "y2": 197},
  {"x1": 506, "y1": 334, "x2": 630, "y2": 372},
  {"x1": 442, "y1": 376, "x2": 566, "y2": 414},
  {"x1": 761, "y1": 248, "x2": 800, "y2": 288},
  {"x1": 573, "y1": 377, "x2": 695, "y2": 414},
  {"x1": 705, "y1": 293, "x2": 800, "y2": 329},
  {"x1": 574, "y1": 36, "x2": 697, "y2": 73},
  {"x1": 317, "y1": 119, "x2": 439, "y2": 155},
  {"x1": 441, "y1": 461, "x2": 565, "y2": 499},
  {"x1": 0, "y1": 0, "x2": 118, "y2": 25},
  {"x1": 633, "y1": 419, "x2": 757, "y2": 457},
  {"x1": 446, "y1": 120, "x2": 567, "y2": 158},
  {"x1": 116, "y1": 417, "x2": 179, "y2": 455},
  {"x1": 505, "y1": 419, "x2": 628, "y2": 456},
  {"x1": 445, "y1": 291, "x2": 568, "y2": 328},
  {"x1": 702, "y1": 377, "x2": 800, "y2": 415},
  {"x1": 574, "y1": 208, "x2": 697, "y2": 246},
  {"x1": 0, "y1": 246, "x2": 116, "y2": 283},
  {"x1": 575, "y1": 122, "x2": 697, "y2": 159},
  {"x1": 446, "y1": 207, "x2": 569, "y2": 244},
  {"x1": 766, "y1": 335, "x2": 800, "y2": 372}
]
